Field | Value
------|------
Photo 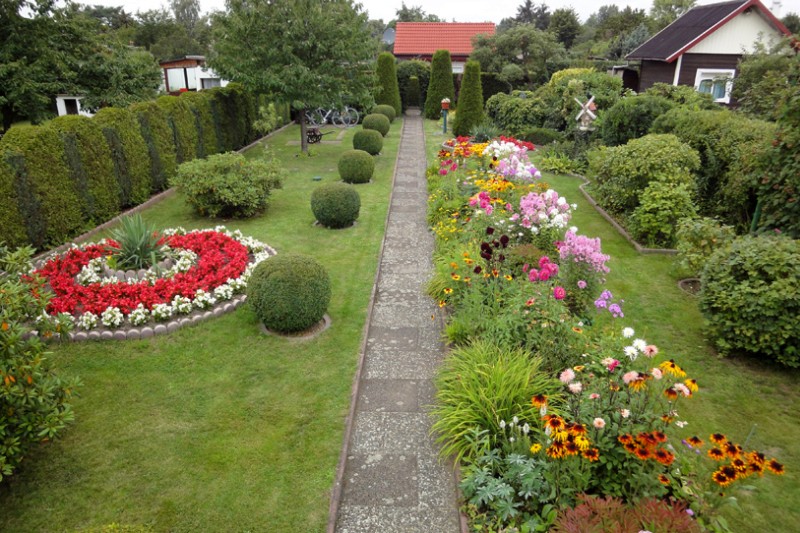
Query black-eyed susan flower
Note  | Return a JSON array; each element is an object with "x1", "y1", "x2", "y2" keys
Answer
[
  {"x1": 504, "y1": 274, "x2": 513, "y2": 281},
  {"x1": 451, "y1": 273, "x2": 460, "y2": 281},
  {"x1": 688, "y1": 436, "x2": 704, "y2": 447},
  {"x1": 624, "y1": 441, "x2": 638, "y2": 453},
  {"x1": 659, "y1": 359, "x2": 687, "y2": 378},
  {"x1": 712, "y1": 469, "x2": 733, "y2": 487},
  {"x1": 443, "y1": 288, "x2": 453, "y2": 295},
  {"x1": 629, "y1": 376, "x2": 648, "y2": 392},
  {"x1": 655, "y1": 449, "x2": 675, "y2": 466},
  {"x1": 732, "y1": 458, "x2": 747, "y2": 472},
  {"x1": 583, "y1": 448, "x2": 600, "y2": 461},
  {"x1": 635, "y1": 447, "x2": 651, "y2": 460},
  {"x1": 531, "y1": 394, "x2": 547, "y2": 408},
  {"x1": 449, "y1": 262, "x2": 458, "y2": 269},
  {"x1": 747, "y1": 451, "x2": 766, "y2": 466},
  {"x1": 684, "y1": 378, "x2": 699, "y2": 393},
  {"x1": 575, "y1": 436, "x2": 590, "y2": 451},
  {"x1": 659, "y1": 474, "x2": 671, "y2": 485},
  {"x1": 530, "y1": 443, "x2": 542, "y2": 454},
  {"x1": 710, "y1": 433, "x2": 727, "y2": 445},
  {"x1": 618, "y1": 434, "x2": 633, "y2": 445},
  {"x1": 664, "y1": 387, "x2": 679, "y2": 401},
  {"x1": 708, "y1": 447, "x2": 725, "y2": 460},
  {"x1": 547, "y1": 442, "x2": 567, "y2": 459},
  {"x1": 724, "y1": 442, "x2": 742, "y2": 459},
  {"x1": 767, "y1": 459, "x2": 785, "y2": 475},
  {"x1": 565, "y1": 441, "x2": 580, "y2": 456}
]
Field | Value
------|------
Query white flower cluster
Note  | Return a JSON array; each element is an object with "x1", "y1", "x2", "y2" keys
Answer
[
  {"x1": 151, "y1": 303, "x2": 174, "y2": 321},
  {"x1": 172, "y1": 295, "x2": 193, "y2": 314},
  {"x1": 193, "y1": 289, "x2": 217, "y2": 310},
  {"x1": 482, "y1": 140, "x2": 524, "y2": 160},
  {"x1": 213, "y1": 284, "x2": 234, "y2": 300},
  {"x1": 78, "y1": 312, "x2": 98, "y2": 330},
  {"x1": 129, "y1": 304, "x2": 150, "y2": 326},
  {"x1": 101, "y1": 307, "x2": 124, "y2": 328}
]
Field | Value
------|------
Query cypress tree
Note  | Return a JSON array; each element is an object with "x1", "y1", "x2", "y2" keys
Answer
[
  {"x1": 452, "y1": 61, "x2": 485, "y2": 137},
  {"x1": 407, "y1": 76, "x2": 421, "y2": 108},
  {"x1": 375, "y1": 52, "x2": 402, "y2": 117},
  {"x1": 424, "y1": 50, "x2": 455, "y2": 120}
]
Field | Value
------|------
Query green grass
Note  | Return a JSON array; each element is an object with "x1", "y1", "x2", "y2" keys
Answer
[
  {"x1": 424, "y1": 120, "x2": 799, "y2": 532},
  {"x1": 0, "y1": 122, "x2": 402, "y2": 532}
]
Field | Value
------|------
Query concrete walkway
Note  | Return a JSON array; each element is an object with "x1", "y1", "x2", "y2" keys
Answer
[{"x1": 330, "y1": 110, "x2": 461, "y2": 532}]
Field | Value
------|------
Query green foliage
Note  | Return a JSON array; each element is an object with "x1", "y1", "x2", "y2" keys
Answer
[
  {"x1": 78, "y1": 525, "x2": 153, "y2": 533},
  {"x1": 431, "y1": 341, "x2": 561, "y2": 463},
  {"x1": 0, "y1": 124, "x2": 85, "y2": 249},
  {"x1": 372, "y1": 104, "x2": 396, "y2": 123},
  {"x1": 587, "y1": 134, "x2": 700, "y2": 215},
  {"x1": 629, "y1": 182, "x2": 698, "y2": 248},
  {"x1": 480, "y1": 72, "x2": 512, "y2": 104},
  {"x1": 542, "y1": 68, "x2": 625, "y2": 132},
  {"x1": 424, "y1": 50, "x2": 455, "y2": 120},
  {"x1": 700, "y1": 235, "x2": 800, "y2": 367},
  {"x1": 310, "y1": 182, "x2": 361, "y2": 228},
  {"x1": 731, "y1": 41, "x2": 796, "y2": 121},
  {"x1": 93, "y1": 107, "x2": 152, "y2": 206},
  {"x1": 108, "y1": 214, "x2": 166, "y2": 270},
  {"x1": 252, "y1": 96, "x2": 290, "y2": 138},
  {"x1": 374, "y1": 52, "x2": 402, "y2": 117},
  {"x1": 486, "y1": 91, "x2": 548, "y2": 137},
  {"x1": 155, "y1": 95, "x2": 200, "y2": 164},
  {"x1": 643, "y1": 82, "x2": 716, "y2": 109},
  {"x1": 397, "y1": 60, "x2": 429, "y2": 110},
  {"x1": 675, "y1": 217, "x2": 736, "y2": 277},
  {"x1": 337, "y1": 149, "x2": 375, "y2": 184},
  {"x1": 406, "y1": 76, "x2": 421, "y2": 108},
  {"x1": 1, "y1": 245, "x2": 78, "y2": 482},
  {"x1": 552, "y1": 494, "x2": 701, "y2": 533},
  {"x1": 599, "y1": 95, "x2": 675, "y2": 146},
  {"x1": 536, "y1": 150, "x2": 582, "y2": 175},
  {"x1": 361, "y1": 113, "x2": 390, "y2": 137},
  {"x1": 129, "y1": 100, "x2": 178, "y2": 192},
  {"x1": 50, "y1": 115, "x2": 121, "y2": 224},
  {"x1": 452, "y1": 61, "x2": 484, "y2": 137},
  {"x1": 246, "y1": 253, "x2": 331, "y2": 334},
  {"x1": 179, "y1": 90, "x2": 218, "y2": 159},
  {"x1": 171, "y1": 151, "x2": 284, "y2": 218},
  {"x1": 206, "y1": 84, "x2": 255, "y2": 152},
  {"x1": 78, "y1": 43, "x2": 162, "y2": 112},
  {"x1": 548, "y1": 7, "x2": 581, "y2": 48},
  {"x1": 521, "y1": 127, "x2": 564, "y2": 146},
  {"x1": 352, "y1": 129, "x2": 383, "y2": 155},
  {"x1": 0, "y1": 155, "x2": 29, "y2": 249},
  {"x1": 469, "y1": 120, "x2": 501, "y2": 143}
]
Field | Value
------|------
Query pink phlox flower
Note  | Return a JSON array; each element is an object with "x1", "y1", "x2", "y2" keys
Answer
[
  {"x1": 622, "y1": 371, "x2": 639, "y2": 384},
  {"x1": 559, "y1": 368, "x2": 575, "y2": 383}
]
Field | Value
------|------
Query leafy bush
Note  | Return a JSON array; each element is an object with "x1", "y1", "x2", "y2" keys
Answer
[
  {"x1": 337, "y1": 149, "x2": 374, "y2": 184},
  {"x1": 599, "y1": 94, "x2": 675, "y2": 146},
  {"x1": 675, "y1": 217, "x2": 736, "y2": 277},
  {"x1": 424, "y1": 50, "x2": 455, "y2": 119},
  {"x1": 536, "y1": 150, "x2": 582, "y2": 174},
  {"x1": 372, "y1": 104, "x2": 396, "y2": 123},
  {"x1": 397, "y1": 60, "x2": 430, "y2": 110},
  {"x1": 1, "y1": 245, "x2": 78, "y2": 482},
  {"x1": 375, "y1": 52, "x2": 402, "y2": 117},
  {"x1": 246, "y1": 253, "x2": 331, "y2": 333},
  {"x1": 552, "y1": 495, "x2": 701, "y2": 533},
  {"x1": 361, "y1": 113, "x2": 391, "y2": 137},
  {"x1": 93, "y1": 107, "x2": 152, "y2": 206},
  {"x1": 311, "y1": 182, "x2": 360, "y2": 228},
  {"x1": 587, "y1": 134, "x2": 699, "y2": 215},
  {"x1": 486, "y1": 91, "x2": 547, "y2": 137},
  {"x1": 155, "y1": 95, "x2": 200, "y2": 164},
  {"x1": 171, "y1": 152, "x2": 284, "y2": 218},
  {"x1": 452, "y1": 61, "x2": 484, "y2": 137},
  {"x1": 129, "y1": 100, "x2": 177, "y2": 192},
  {"x1": 644, "y1": 82, "x2": 717, "y2": 109},
  {"x1": 480, "y1": 72, "x2": 512, "y2": 104},
  {"x1": 108, "y1": 214, "x2": 166, "y2": 269},
  {"x1": 521, "y1": 127, "x2": 564, "y2": 146},
  {"x1": 700, "y1": 235, "x2": 800, "y2": 367},
  {"x1": 540, "y1": 68, "x2": 625, "y2": 132},
  {"x1": 406, "y1": 76, "x2": 421, "y2": 108},
  {"x1": 629, "y1": 182, "x2": 697, "y2": 247},
  {"x1": 352, "y1": 129, "x2": 383, "y2": 155}
]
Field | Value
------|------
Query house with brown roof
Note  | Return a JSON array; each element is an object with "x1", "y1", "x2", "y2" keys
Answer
[
  {"x1": 625, "y1": 0, "x2": 793, "y2": 103},
  {"x1": 393, "y1": 22, "x2": 495, "y2": 73},
  {"x1": 159, "y1": 56, "x2": 228, "y2": 95}
]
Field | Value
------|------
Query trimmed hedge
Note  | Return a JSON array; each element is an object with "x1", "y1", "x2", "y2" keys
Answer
[
  {"x1": 93, "y1": 107, "x2": 152, "y2": 206},
  {"x1": 373, "y1": 104, "x2": 397, "y2": 123},
  {"x1": 156, "y1": 95, "x2": 200, "y2": 164},
  {"x1": 311, "y1": 182, "x2": 361, "y2": 228},
  {"x1": 338, "y1": 149, "x2": 375, "y2": 184},
  {"x1": 129, "y1": 100, "x2": 177, "y2": 192},
  {"x1": 353, "y1": 129, "x2": 383, "y2": 155},
  {"x1": 424, "y1": 50, "x2": 455, "y2": 120},
  {"x1": 397, "y1": 59, "x2": 430, "y2": 111},
  {"x1": 599, "y1": 95, "x2": 675, "y2": 147},
  {"x1": 362, "y1": 113, "x2": 391, "y2": 137},
  {"x1": 247, "y1": 254, "x2": 332, "y2": 334},
  {"x1": 452, "y1": 61, "x2": 484, "y2": 137},
  {"x1": 0, "y1": 157, "x2": 28, "y2": 248},
  {"x1": 375, "y1": 52, "x2": 402, "y2": 117}
]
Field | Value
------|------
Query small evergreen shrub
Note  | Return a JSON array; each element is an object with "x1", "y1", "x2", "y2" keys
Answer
[
  {"x1": 700, "y1": 235, "x2": 800, "y2": 367},
  {"x1": 675, "y1": 217, "x2": 736, "y2": 277},
  {"x1": 424, "y1": 50, "x2": 456, "y2": 119},
  {"x1": 406, "y1": 76, "x2": 421, "y2": 108},
  {"x1": 171, "y1": 152, "x2": 284, "y2": 218},
  {"x1": 129, "y1": 100, "x2": 178, "y2": 192},
  {"x1": 375, "y1": 52, "x2": 402, "y2": 117},
  {"x1": 352, "y1": 129, "x2": 383, "y2": 155},
  {"x1": 599, "y1": 94, "x2": 675, "y2": 146},
  {"x1": 155, "y1": 95, "x2": 199, "y2": 164},
  {"x1": 247, "y1": 254, "x2": 331, "y2": 334},
  {"x1": 629, "y1": 182, "x2": 698, "y2": 247},
  {"x1": 452, "y1": 61, "x2": 484, "y2": 137},
  {"x1": 520, "y1": 127, "x2": 564, "y2": 146},
  {"x1": 108, "y1": 214, "x2": 166, "y2": 269},
  {"x1": 397, "y1": 59, "x2": 430, "y2": 110},
  {"x1": 93, "y1": 107, "x2": 152, "y2": 205},
  {"x1": 361, "y1": 113, "x2": 391, "y2": 137},
  {"x1": 468, "y1": 120, "x2": 500, "y2": 143},
  {"x1": 337, "y1": 149, "x2": 374, "y2": 184},
  {"x1": 373, "y1": 104, "x2": 396, "y2": 123},
  {"x1": 311, "y1": 182, "x2": 361, "y2": 228}
]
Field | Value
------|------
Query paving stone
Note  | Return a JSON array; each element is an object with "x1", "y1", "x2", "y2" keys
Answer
[
  {"x1": 336, "y1": 504, "x2": 459, "y2": 533},
  {"x1": 341, "y1": 453, "x2": 418, "y2": 507},
  {"x1": 351, "y1": 412, "x2": 428, "y2": 453},
  {"x1": 356, "y1": 379, "x2": 420, "y2": 412}
]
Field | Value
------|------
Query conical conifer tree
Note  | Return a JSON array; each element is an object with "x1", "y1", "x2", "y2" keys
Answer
[
  {"x1": 375, "y1": 52, "x2": 402, "y2": 117},
  {"x1": 452, "y1": 61, "x2": 484, "y2": 136},
  {"x1": 424, "y1": 50, "x2": 455, "y2": 120}
]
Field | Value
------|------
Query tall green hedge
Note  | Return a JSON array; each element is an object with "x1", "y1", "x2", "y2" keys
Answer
[
  {"x1": 0, "y1": 157, "x2": 28, "y2": 248},
  {"x1": 397, "y1": 59, "x2": 430, "y2": 111},
  {"x1": 93, "y1": 107, "x2": 152, "y2": 206},
  {"x1": 156, "y1": 95, "x2": 200, "y2": 164},
  {"x1": 209, "y1": 83, "x2": 257, "y2": 151},
  {"x1": 180, "y1": 91, "x2": 219, "y2": 159},
  {"x1": 50, "y1": 115, "x2": 120, "y2": 224},
  {"x1": 452, "y1": 61, "x2": 484, "y2": 137},
  {"x1": 375, "y1": 52, "x2": 402, "y2": 117},
  {"x1": 0, "y1": 125, "x2": 85, "y2": 248},
  {"x1": 424, "y1": 50, "x2": 455, "y2": 120},
  {"x1": 129, "y1": 100, "x2": 178, "y2": 192}
]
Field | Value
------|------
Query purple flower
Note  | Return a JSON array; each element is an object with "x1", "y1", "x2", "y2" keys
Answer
[
  {"x1": 608, "y1": 303, "x2": 624, "y2": 318},
  {"x1": 577, "y1": 280, "x2": 587, "y2": 289},
  {"x1": 594, "y1": 298, "x2": 608, "y2": 309},
  {"x1": 601, "y1": 290, "x2": 613, "y2": 300}
]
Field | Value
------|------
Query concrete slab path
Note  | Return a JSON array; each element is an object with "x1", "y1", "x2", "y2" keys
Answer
[{"x1": 329, "y1": 110, "x2": 461, "y2": 532}]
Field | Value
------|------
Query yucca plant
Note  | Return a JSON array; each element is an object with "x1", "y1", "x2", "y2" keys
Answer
[
  {"x1": 469, "y1": 120, "x2": 501, "y2": 143},
  {"x1": 108, "y1": 214, "x2": 167, "y2": 270}
]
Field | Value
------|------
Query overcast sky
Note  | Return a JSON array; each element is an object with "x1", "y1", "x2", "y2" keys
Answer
[{"x1": 89, "y1": 0, "x2": 799, "y2": 24}]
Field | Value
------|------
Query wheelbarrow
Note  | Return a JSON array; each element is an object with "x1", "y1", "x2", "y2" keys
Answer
[{"x1": 306, "y1": 127, "x2": 334, "y2": 144}]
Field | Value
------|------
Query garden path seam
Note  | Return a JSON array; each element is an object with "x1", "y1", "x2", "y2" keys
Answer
[{"x1": 329, "y1": 109, "x2": 461, "y2": 533}]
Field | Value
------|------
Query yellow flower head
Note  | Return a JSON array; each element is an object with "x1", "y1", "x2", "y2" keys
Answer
[{"x1": 530, "y1": 443, "x2": 542, "y2": 454}]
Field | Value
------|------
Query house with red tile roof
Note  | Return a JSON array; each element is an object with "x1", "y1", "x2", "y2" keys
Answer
[{"x1": 393, "y1": 22, "x2": 495, "y2": 73}]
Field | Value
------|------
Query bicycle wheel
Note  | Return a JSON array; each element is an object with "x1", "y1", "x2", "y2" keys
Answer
[
  {"x1": 331, "y1": 110, "x2": 347, "y2": 127},
  {"x1": 342, "y1": 107, "x2": 359, "y2": 127},
  {"x1": 304, "y1": 109, "x2": 321, "y2": 127}
]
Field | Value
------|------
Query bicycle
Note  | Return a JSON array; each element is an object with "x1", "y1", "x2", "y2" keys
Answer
[{"x1": 304, "y1": 106, "x2": 359, "y2": 127}]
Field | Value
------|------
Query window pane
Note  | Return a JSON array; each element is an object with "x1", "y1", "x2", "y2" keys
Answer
[
  {"x1": 712, "y1": 80, "x2": 726, "y2": 100},
  {"x1": 167, "y1": 69, "x2": 186, "y2": 90},
  {"x1": 698, "y1": 79, "x2": 712, "y2": 93}
]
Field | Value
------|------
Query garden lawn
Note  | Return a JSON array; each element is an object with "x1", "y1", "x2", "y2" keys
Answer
[
  {"x1": 0, "y1": 121, "x2": 402, "y2": 532},
  {"x1": 423, "y1": 119, "x2": 799, "y2": 532}
]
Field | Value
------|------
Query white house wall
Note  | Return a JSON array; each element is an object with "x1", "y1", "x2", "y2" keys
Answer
[{"x1": 687, "y1": 10, "x2": 784, "y2": 55}]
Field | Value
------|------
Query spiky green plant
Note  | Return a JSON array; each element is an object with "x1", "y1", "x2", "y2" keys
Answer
[{"x1": 108, "y1": 214, "x2": 166, "y2": 269}]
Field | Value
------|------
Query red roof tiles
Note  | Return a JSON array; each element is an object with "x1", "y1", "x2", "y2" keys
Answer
[{"x1": 393, "y1": 22, "x2": 496, "y2": 57}]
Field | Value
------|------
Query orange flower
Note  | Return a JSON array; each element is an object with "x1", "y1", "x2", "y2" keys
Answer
[
  {"x1": 582, "y1": 448, "x2": 600, "y2": 462},
  {"x1": 687, "y1": 436, "x2": 704, "y2": 448},
  {"x1": 710, "y1": 433, "x2": 727, "y2": 445},
  {"x1": 664, "y1": 387, "x2": 679, "y2": 401},
  {"x1": 618, "y1": 434, "x2": 633, "y2": 445},
  {"x1": 635, "y1": 447, "x2": 651, "y2": 460},
  {"x1": 658, "y1": 474, "x2": 671, "y2": 485},
  {"x1": 767, "y1": 459, "x2": 785, "y2": 475},
  {"x1": 654, "y1": 449, "x2": 675, "y2": 466},
  {"x1": 531, "y1": 394, "x2": 547, "y2": 408},
  {"x1": 652, "y1": 431, "x2": 668, "y2": 443},
  {"x1": 708, "y1": 448, "x2": 725, "y2": 461}
]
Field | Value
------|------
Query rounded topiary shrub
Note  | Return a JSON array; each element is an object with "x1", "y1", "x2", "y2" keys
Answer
[
  {"x1": 361, "y1": 113, "x2": 391, "y2": 137},
  {"x1": 338, "y1": 149, "x2": 375, "y2": 184},
  {"x1": 311, "y1": 182, "x2": 361, "y2": 228},
  {"x1": 700, "y1": 235, "x2": 800, "y2": 368},
  {"x1": 352, "y1": 129, "x2": 383, "y2": 155},
  {"x1": 247, "y1": 254, "x2": 331, "y2": 334},
  {"x1": 373, "y1": 104, "x2": 396, "y2": 123}
]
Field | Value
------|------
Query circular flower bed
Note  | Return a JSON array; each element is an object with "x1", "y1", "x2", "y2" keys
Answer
[{"x1": 34, "y1": 226, "x2": 275, "y2": 332}]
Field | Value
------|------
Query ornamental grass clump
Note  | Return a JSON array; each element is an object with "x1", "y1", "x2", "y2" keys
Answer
[
  {"x1": 108, "y1": 213, "x2": 166, "y2": 270},
  {"x1": 361, "y1": 113, "x2": 391, "y2": 137},
  {"x1": 337, "y1": 149, "x2": 374, "y2": 184},
  {"x1": 310, "y1": 182, "x2": 360, "y2": 229},
  {"x1": 352, "y1": 129, "x2": 383, "y2": 155}
]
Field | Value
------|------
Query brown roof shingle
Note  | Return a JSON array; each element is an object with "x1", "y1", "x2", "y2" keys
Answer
[{"x1": 393, "y1": 22, "x2": 496, "y2": 57}]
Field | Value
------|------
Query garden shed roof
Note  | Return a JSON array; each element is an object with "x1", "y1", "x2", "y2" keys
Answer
[{"x1": 393, "y1": 22, "x2": 495, "y2": 57}]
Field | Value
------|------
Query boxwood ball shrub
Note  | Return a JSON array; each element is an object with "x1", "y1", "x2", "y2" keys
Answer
[
  {"x1": 311, "y1": 182, "x2": 361, "y2": 228},
  {"x1": 352, "y1": 129, "x2": 383, "y2": 155},
  {"x1": 700, "y1": 235, "x2": 800, "y2": 368},
  {"x1": 247, "y1": 253, "x2": 332, "y2": 334},
  {"x1": 373, "y1": 104, "x2": 396, "y2": 123},
  {"x1": 361, "y1": 113, "x2": 391, "y2": 137},
  {"x1": 338, "y1": 149, "x2": 374, "y2": 184}
]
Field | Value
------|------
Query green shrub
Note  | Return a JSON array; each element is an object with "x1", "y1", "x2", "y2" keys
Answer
[
  {"x1": 424, "y1": 50, "x2": 456, "y2": 119},
  {"x1": 207, "y1": 84, "x2": 255, "y2": 151},
  {"x1": 129, "y1": 100, "x2": 177, "y2": 192},
  {"x1": 520, "y1": 127, "x2": 564, "y2": 145},
  {"x1": 0, "y1": 156, "x2": 29, "y2": 249},
  {"x1": 540, "y1": 68, "x2": 625, "y2": 132},
  {"x1": 311, "y1": 182, "x2": 361, "y2": 228},
  {"x1": 468, "y1": 120, "x2": 500, "y2": 143},
  {"x1": 180, "y1": 90, "x2": 219, "y2": 158},
  {"x1": 372, "y1": 104, "x2": 396, "y2": 123},
  {"x1": 0, "y1": 125, "x2": 85, "y2": 248},
  {"x1": 352, "y1": 129, "x2": 383, "y2": 155},
  {"x1": 397, "y1": 60, "x2": 430, "y2": 110},
  {"x1": 629, "y1": 182, "x2": 698, "y2": 247},
  {"x1": 406, "y1": 76, "x2": 421, "y2": 108},
  {"x1": 375, "y1": 52, "x2": 402, "y2": 117},
  {"x1": 452, "y1": 61, "x2": 484, "y2": 137},
  {"x1": 361, "y1": 113, "x2": 390, "y2": 137},
  {"x1": 586, "y1": 134, "x2": 700, "y2": 215},
  {"x1": 93, "y1": 107, "x2": 152, "y2": 206},
  {"x1": 1, "y1": 245, "x2": 78, "y2": 482},
  {"x1": 156, "y1": 95, "x2": 200, "y2": 164},
  {"x1": 480, "y1": 72, "x2": 512, "y2": 104},
  {"x1": 599, "y1": 95, "x2": 675, "y2": 146},
  {"x1": 50, "y1": 115, "x2": 120, "y2": 224},
  {"x1": 171, "y1": 152, "x2": 284, "y2": 218},
  {"x1": 675, "y1": 217, "x2": 736, "y2": 277},
  {"x1": 337, "y1": 149, "x2": 374, "y2": 184},
  {"x1": 644, "y1": 82, "x2": 717, "y2": 109},
  {"x1": 486, "y1": 91, "x2": 547, "y2": 137},
  {"x1": 700, "y1": 235, "x2": 800, "y2": 367},
  {"x1": 246, "y1": 253, "x2": 331, "y2": 334}
]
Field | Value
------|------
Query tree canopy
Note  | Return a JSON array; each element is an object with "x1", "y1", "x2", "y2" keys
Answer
[{"x1": 470, "y1": 24, "x2": 565, "y2": 86}]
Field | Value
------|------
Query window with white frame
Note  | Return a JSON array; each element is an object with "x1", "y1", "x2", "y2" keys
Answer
[{"x1": 694, "y1": 68, "x2": 735, "y2": 104}]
